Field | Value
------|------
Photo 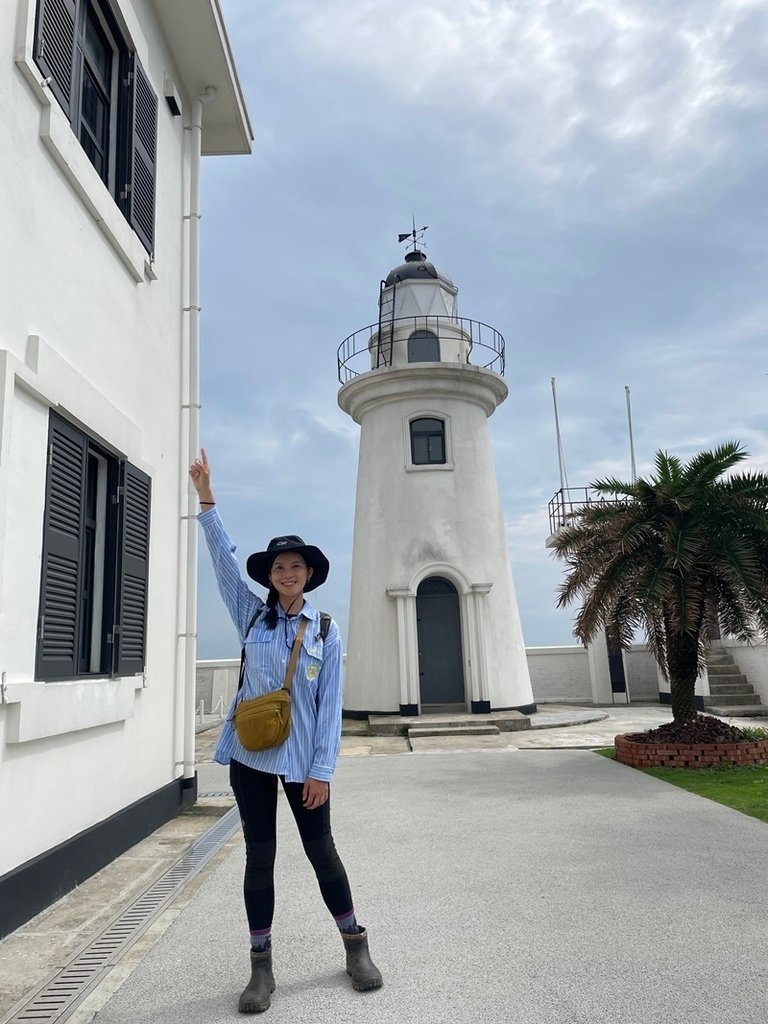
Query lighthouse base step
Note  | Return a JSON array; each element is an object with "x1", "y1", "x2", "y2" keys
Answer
[
  {"x1": 409, "y1": 725, "x2": 500, "y2": 738},
  {"x1": 702, "y1": 704, "x2": 768, "y2": 718},
  {"x1": 368, "y1": 710, "x2": 531, "y2": 737},
  {"x1": 407, "y1": 725, "x2": 514, "y2": 752}
]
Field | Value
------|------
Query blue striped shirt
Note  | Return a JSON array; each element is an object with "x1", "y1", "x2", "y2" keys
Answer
[{"x1": 198, "y1": 508, "x2": 343, "y2": 783}]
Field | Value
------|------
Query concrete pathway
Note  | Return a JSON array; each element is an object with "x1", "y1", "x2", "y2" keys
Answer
[
  {"x1": 95, "y1": 748, "x2": 768, "y2": 1024},
  {"x1": 3, "y1": 704, "x2": 765, "y2": 1024}
]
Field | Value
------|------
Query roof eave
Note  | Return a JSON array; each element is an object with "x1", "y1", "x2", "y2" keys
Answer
[{"x1": 152, "y1": 0, "x2": 253, "y2": 156}]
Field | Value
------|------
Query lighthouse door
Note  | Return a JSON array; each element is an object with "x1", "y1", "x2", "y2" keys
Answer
[{"x1": 416, "y1": 577, "x2": 465, "y2": 707}]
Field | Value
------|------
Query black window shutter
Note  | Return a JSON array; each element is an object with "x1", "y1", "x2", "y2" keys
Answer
[
  {"x1": 34, "y1": 0, "x2": 78, "y2": 115},
  {"x1": 37, "y1": 414, "x2": 87, "y2": 680},
  {"x1": 122, "y1": 54, "x2": 158, "y2": 255},
  {"x1": 113, "y1": 462, "x2": 151, "y2": 675}
]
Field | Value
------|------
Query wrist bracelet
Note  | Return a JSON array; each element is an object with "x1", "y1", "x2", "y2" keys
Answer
[{"x1": 199, "y1": 501, "x2": 216, "y2": 506}]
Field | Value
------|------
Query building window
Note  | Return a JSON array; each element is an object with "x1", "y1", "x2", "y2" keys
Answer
[
  {"x1": 36, "y1": 411, "x2": 152, "y2": 681},
  {"x1": 410, "y1": 417, "x2": 446, "y2": 465},
  {"x1": 408, "y1": 330, "x2": 440, "y2": 363},
  {"x1": 34, "y1": 0, "x2": 158, "y2": 253}
]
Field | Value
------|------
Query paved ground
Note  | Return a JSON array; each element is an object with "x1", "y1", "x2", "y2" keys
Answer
[
  {"x1": 94, "y1": 750, "x2": 768, "y2": 1024},
  {"x1": 334, "y1": 704, "x2": 764, "y2": 758},
  {"x1": 2, "y1": 703, "x2": 766, "y2": 1023},
  {"x1": 512, "y1": 703, "x2": 763, "y2": 748}
]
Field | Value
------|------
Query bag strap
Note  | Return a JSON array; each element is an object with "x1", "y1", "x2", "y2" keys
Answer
[
  {"x1": 234, "y1": 610, "x2": 309, "y2": 700},
  {"x1": 319, "y1": 612, "x2": 331, "y2": 641},
  {"x1": 282, "y1": 618, "x2": 308, "y2": 693}
]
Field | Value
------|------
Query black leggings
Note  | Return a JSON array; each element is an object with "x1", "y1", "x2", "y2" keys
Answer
[{"x1": 229, "y1": 759, "x2": 354, "y2": 931}]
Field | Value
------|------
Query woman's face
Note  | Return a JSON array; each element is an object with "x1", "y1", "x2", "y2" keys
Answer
[{"x1": 269, "y1": 552, "x2": 312, "y2": 600}]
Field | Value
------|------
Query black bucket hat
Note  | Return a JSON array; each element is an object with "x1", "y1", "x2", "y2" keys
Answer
[{"x1": 246, "y1": 535, "x2": 329, "y2": 592}]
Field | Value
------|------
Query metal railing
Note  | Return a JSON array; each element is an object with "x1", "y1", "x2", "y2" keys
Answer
[
  {"x1": 547, "y1": 487, "x2": 622, "y2": 536},
  {"x1": 196, "y1": 696, "x2": 226, "y2": 724},
  {"x1": 337, "y1": 315, "x2": 505, "y2": 384}
]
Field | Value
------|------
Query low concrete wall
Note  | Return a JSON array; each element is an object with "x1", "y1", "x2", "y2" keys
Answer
[
  {"x1": 196, "y1": 644, "x2": 663, "y2": 710},
  {"x1": 196, "y1": 659, "x2": 239, "y2": 717},
  {"x1": 525, "y1": 646, "x2": 591, "y2": 702},
  {"x1": 624, "y1": 646, "x2": 659, "y2": 701}
]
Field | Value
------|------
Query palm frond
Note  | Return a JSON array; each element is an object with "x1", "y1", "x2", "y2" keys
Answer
[
  {"x1": 683, "y1": 441, "x2": 747, "y2": 489},
  {"x1": 716, "y1": 472, "x2": 768, "y2": 502},
  {"x1": 654, "y1": 450, "x2": 684, "y2": 490},
  {"x1": 589, "y1": 477, "x2": 638, "y2": 499}
]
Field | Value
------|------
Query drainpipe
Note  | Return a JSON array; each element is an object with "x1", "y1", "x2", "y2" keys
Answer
[{"x1": 177, "y1": 86, "x2": 217, "y2": 785}]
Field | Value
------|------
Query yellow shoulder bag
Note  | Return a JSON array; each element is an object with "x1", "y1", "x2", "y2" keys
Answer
[{"x1": 232, "y1": 616, "x2": 308, "y2": 752}]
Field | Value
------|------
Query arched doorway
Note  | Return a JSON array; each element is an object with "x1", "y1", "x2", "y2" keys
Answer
[{"x1": 416, "y1": 576, "x2": 465, "y2": 707}]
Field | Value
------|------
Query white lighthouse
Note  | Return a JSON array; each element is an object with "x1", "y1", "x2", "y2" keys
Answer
[{"x1": 338, "y1": 245, "x2": 535, "y2": 717}]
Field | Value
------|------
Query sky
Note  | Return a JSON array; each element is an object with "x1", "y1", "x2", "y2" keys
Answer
[{"x1": 196, "y1": 0, "x2": 768, "y2": 659}]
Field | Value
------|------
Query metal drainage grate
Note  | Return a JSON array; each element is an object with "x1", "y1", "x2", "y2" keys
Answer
[{"x1": 3, "y1": 806, "x2": 242, "y2": 1024}]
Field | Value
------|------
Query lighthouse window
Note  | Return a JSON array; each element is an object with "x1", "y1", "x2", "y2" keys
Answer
[
  {"x1": 410, "y1": 418, "x2": 446, "y2": 465},
  {"x1": 407, "y1": 330, "x2": 440, "y2": 363}
]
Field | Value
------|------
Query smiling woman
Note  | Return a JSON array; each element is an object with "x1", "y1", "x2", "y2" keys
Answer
[{"x1": 188, "y1": 448, "x2": 383, "y2": 1012}]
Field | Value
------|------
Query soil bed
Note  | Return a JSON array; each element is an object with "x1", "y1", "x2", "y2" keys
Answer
[{"x1": 624, "y1": 713, "x2": 748, "y2": 746}]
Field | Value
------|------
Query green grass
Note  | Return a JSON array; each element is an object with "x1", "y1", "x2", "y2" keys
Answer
[
  {"x1": 740, "y1": 727, "x2": 768, "y2": 740},
  {"x1": 595, "y1": 747, "x2": 768, "y2": 823}
]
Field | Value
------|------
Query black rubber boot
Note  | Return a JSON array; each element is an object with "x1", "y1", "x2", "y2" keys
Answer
[
  {"x1": 238, "y1": 949, "x2": 275, "y2": 1014},
  {"x1": 341, "y1": 927, "x2": 383, "y2": 991}
]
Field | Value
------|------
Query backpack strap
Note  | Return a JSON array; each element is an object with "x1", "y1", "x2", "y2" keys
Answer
[
  {"x1": 236, "y1": 606, "x2": 266, "y2": 695},
  {"x1": 319, "y1": 612, "x2": 332, "y2": 642}
]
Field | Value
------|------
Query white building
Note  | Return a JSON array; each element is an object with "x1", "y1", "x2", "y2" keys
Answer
[
  {"x1": 338, "y1": 249, "x2": 536, "y2": 717},
  {"x1": 0, "y1": 0, "x2": 251, "y2": 936}
]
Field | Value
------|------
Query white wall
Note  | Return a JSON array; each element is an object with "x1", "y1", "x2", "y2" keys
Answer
[
  {"x1": 0, "y1": 0, "x2": 193, "y2": 876},
  {"x1": 525, "y1": 646, "x2": 592, "y2": 702},
  {"x1": 623, "y1": 646, "x2": 660, "y2": 700},
  {"x1": 196, "y1": 644, "x2": 664, "y2": 711}
]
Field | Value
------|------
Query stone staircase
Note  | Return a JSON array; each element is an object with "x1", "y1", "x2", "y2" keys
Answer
[{"x1": 704, "y1": 650, "x2": 768, "y2": 717}]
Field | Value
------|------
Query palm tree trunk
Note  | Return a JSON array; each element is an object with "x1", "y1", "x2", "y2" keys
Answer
[{"x1": 665, "y1": 631, "x2": 699, "y2": 721}]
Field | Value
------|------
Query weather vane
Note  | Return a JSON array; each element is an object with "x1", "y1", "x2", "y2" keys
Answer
[{"x1": 398, "y1": 216, "x2": 428, "y2": 254}]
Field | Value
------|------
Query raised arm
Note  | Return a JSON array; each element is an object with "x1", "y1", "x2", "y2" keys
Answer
[{"x1": 190, "y1": 448, "x2": 262, "y2": 643}]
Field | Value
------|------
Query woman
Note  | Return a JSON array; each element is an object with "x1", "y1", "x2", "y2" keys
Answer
[{"x1": 190, "y1": 449, "x2": 382, "y2": 1014}]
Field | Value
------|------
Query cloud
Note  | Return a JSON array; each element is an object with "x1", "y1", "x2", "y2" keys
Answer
[
  {"x1": 197, "y1": 1, "x2": 768, "y2": 658},
  {"x1": 276, "y1": 0, "x2": 768, "y2": 202},
  {"x1": 200, "y1": 404, "x2": 358, "y2": 505},
  {"x1": 297, "y1": 405, "x2": 359, "y2": 446}
]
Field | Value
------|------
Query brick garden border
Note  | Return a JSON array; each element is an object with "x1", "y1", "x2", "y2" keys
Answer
[{"x1": 615, "y1": 734, "x2": 768, "y2": 769}]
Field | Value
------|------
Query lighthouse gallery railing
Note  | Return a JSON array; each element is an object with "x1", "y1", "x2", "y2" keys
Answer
[{"x1": 337, "y1": 315, "x2": 506, "y2": 385}]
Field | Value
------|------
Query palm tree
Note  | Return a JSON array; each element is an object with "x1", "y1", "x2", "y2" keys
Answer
[{"x1": 552, "y1": 442, "x2": 768, "y2": 724}]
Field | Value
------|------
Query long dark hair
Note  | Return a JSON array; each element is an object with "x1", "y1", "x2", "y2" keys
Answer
[{"x1": 263, "y1": 585, "x2": 280, "y2": 630}]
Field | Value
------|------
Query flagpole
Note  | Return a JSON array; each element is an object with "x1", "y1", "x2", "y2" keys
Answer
[
  {"x1": 625, "y1": 385, "x2": 637, "y2": 483},
  {"x1": 551, "y1": 377, "x2": 568, "y2": 492}
]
